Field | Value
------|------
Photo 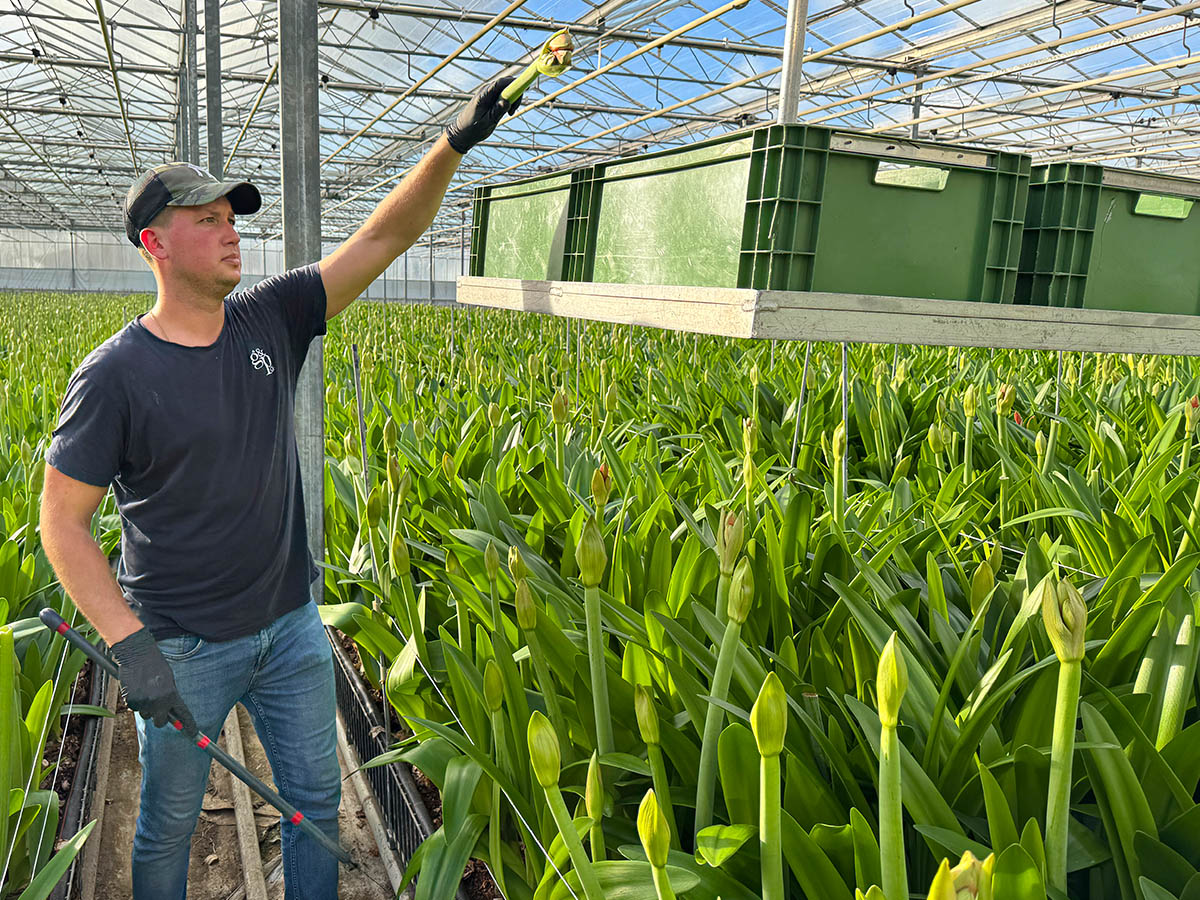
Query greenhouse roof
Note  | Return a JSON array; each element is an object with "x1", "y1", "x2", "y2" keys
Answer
[{"x1": 1, "y1": 0, "x2": 1197, "y2": 244}]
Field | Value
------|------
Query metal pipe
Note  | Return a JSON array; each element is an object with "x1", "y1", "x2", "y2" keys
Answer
[
  {"x1": 777, "y1": 0, "x2": 811, "y2": 125},
  {"x1": 317, "y1": 2, "x2": 766, "y2": 218},
  {"x1": 223, "y1": 61, "x2": 278, "y2": 175},
  {"x1": 318, "y1": 0, "x2": 781, "y2": 56},
  {"x1": 182, "y1": 0, "x2": 200, "y2": 164},
  {"x1": 280, "y1": 0, "x2": 325, "y2": 602},
  {"x1": 323, "y1": 0, "x2": 530, "y2": 165},
  {"x1": 91, "y1": 0, "x2": 138, "y2": 170},
  {"x1": 868, "y1": 49, "x2": 1200, "y2": 135},
  {"x1": 204, "y1": 0, "x2": 222, "y2": 174},
  {"x1": 804, "y1": 5, "x2": 1200, "y2": 128}
]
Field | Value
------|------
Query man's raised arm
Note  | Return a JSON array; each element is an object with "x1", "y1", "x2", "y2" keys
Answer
[{"x1": 319, "y1": 76, "x2": 517, "y2": 319}]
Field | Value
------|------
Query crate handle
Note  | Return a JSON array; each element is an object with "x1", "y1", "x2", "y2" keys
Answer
[
  {"x1": 874, "y1": 162, "x2": 949, "y2": 192},
  {"x1": 1133, "y1": 193, "x2": 1194, "y2": 220}
]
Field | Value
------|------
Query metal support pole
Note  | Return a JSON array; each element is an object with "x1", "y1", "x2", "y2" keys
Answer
[
  {"x1": 777, "y1": 0, "x2": 811, "y2": 124},
  {"x1": 460, "y1": 210, "x2": 466, "y2": 274},
  {"x1": 911, "y1": 86, "x2": 922, "y2": 139},
  {"x1": 182, "y1": 0, "x2": 200, "y2": 164},
  {"x1": 789, "y1": 341, "x2": 812, "y2": 469},
  {"x1": 69, "y1": 230, "x2": 77, "y2": 291},
  {"x1": 204, "y1": 0, "x2": 222, "y2": 174},
  {"x1": 280, "y1": 0, "x2": 324, "y2": 602},
  {"x1": 404, "y1": 252, "x2": 408, "y2": 302},
  {"x1": 428, "y1": 236, "x2": 434, "y2": 303}
]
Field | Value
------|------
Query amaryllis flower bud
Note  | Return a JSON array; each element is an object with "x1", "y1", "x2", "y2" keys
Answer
[
  {"x1": 401, "y1": 367, "x2": 415, "y2": 392},
  {"x1": 576, "y1": 515, "x2": 607, "y2": 588},
  {"x1": 637, "y1": 790, "x2": 671, "y2": 869},
  {"x1": 948, "y1": 850, "x2": 994, "y2": 900},
  {"x1": 1036, "y1": 431, "x2": 1046, "y2": 460},
  {"x1": 488, "y1": 402, "x2": 502, "y2": 429},
  {"x1": 396, "y1": 469, "x2": 412, "y2": 508},
  {"x1": 515, "y1": 578, "x2": 536, "y2": 631},
  {"x1": 591, "y1": 463, "x2": 612, "y2": 510},
  {"x1": 634, "y1": 683, "x2": 660, "y2": 745},
  {"x1": 727, "y1": 556, "x2": 755, "y2": 625},
  {"x1": 987, "y1": 541, "x2": 1003, "y2": 577},
  {"x1": 716, "y1": 511, "x2": 745, "y2": 577},
  {"x1": 751, "y1": 672, "x2": 788, "y2": 758},
  {"x1": 387, "y1": 453, "x2": 401, "y2": 494},
  {"x1": 441, "y1": 451, "x2": 456, "y2": 482},
  {"x1": 963, "y1": 384, "x2": 977, "y2": 419},
  {"x1": 892, "y1": 359, "x2": 907, "y2": 389},
  {"x1": 586, "y1": 751, "x2": 604, "y2": 821},
  {"x1": 413, "y1": 418, "x2": 426, "y2": 442},
  {"x1": 605, "y1": 383, "x2": 618, "y2": 412},
  {"x1": 996, "y1": 384, "x2": 1015, "y2": 416},
  {"x1": 527, "y1": 711, "x2": 561, "y2": 788},
  {"x1": 1187, "y1": 396, "x2": 1199, "y2": 433},
  {"x1": 508, "y1": 545, "x2": 530, "y2": 582},
  {"x1": 1043, "y1": 576, "x2": 1087, "y2": 663},
  {"x1": 1014, "y1": 411, "x2": 1023, "y2": 426},
  {"x1": 365, "y1": 486, "x2": 383, "y2": 528},
  {"x1": 927, "y1": 422, "x2": 947, "y2": 455},
  {"x1": 383, "y1": 417, "x2": 399, "y2": 449},
  {"x1": 552, "y1": 389, "x2": 569, "y2": 425},
  {"x1": 970, "y1": 561, "x2": 993, "y2": 615},
  {"x1": 483, "y1": 658, "x2": 504, "y2": 714},
  {"x1": 877, "y1": 632, "x2": 908, "y2": 729},
  {"x1": 750, "y1": 362, "x2": 761, "y2": 386},
  {"x1": 484, "y1": 541, "x2": 500, "y2": 584},
  {"x1": 445, "y1": 550, "x2": 465, "y2": 580},
  {"x1": 743, "y1": 416, "x2": 758, "y2": 454},
  {"x1": 832, "y1": 421, "x2": 847, "y2": 459}
]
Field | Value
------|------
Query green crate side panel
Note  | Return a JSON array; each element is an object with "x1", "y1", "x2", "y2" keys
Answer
[
  {"x1": 564, "y1": 168, "x2": 602, "y2": 282},
  {"x1": 1086, "y1": 185, "x2": 1200, "y2": 315},
  {"x1": 479, "y1": 180, "x2": 573, "y2": 281},
  {"x1": 1017, "y1": 162, "x2": 1200, "y2": 314},
  {"x1": 809, "y1": 154, "x2": 1012, "y2": 300},
  {"x1": 469, "y1": 187, "x2": 488, "y2": 277},
  {"x1": 589, "y1": 155, "x2": 753, "y2": 287}
]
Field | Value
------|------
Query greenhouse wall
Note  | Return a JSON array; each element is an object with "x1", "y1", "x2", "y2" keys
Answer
[{"x1": 0, "y1": 228, "x2": 462, "y2": 302}]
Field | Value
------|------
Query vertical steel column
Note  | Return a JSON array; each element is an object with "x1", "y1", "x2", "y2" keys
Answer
[
  {"x1": 911, "y1": 90, "x2": 922, "y2": 140},
  {"x1": 776, "y1": 0, "x2": 810, "y2": 125},
  {"x1": 280, "y1": 0, "x2": 324, "y2": 601},
  {"x1": 69, "y1": 230, "x2": 77, "y2": 291},
  {"x1": 428, "y1": 237, "x2": 434, "y2": 303},
  {"x1": 182, "y1": 0, "x2": 200, "y2": 163},
  {"x1": 204, "y1": 0, "x2": 222, "y2": 174}
]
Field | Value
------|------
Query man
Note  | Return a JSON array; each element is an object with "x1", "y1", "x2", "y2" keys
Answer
[{"x1": 39, "y1": 77, "x2": 518, "y2": 900}]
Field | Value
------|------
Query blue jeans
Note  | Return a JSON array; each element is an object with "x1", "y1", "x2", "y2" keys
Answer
[{"x1": 132, "y1": 599, "x2": 341, "y2": 900}]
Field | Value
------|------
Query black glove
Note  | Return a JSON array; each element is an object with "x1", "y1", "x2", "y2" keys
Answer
[
  {"x1": 111, "y1": 627, "x2": 199, "y2": 736},
  {"x1": 445, "y1": 76, "x2": 521, "y2": 154}
]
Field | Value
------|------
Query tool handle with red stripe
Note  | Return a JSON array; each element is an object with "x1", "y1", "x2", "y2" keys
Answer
[{"x1": 39, "y1": 608, "x2": 355, "y2": 867}]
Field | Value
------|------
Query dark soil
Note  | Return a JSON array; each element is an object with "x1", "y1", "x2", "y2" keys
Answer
[
  {"x1": 39, "y1": 661, "x2": 94, "y2": 834},
  {"x1": 335, "y1": 628, "x2": 504, "y2": 900}
]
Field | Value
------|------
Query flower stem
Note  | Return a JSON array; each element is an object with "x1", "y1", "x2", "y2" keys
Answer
[
  {"x1": 647, "y1": 743, "x2": 678, "y2": 848},
  {"x1": 650, "y1": 863, "x2": 677, "y2": 900},
  {"x1": 760, "y1": 752, "x2": 783, "y2": 900},
  {"x1": 544, "y1": 783, "x2": 605, "y2": 900},
  {"x1": 879, "y1": 723, "x2": 907, "y2": 900},
  {"x1": 1045, "y1": 658, "x2": 1081, "y2": 895},
  {"x1": 694, "y1": 618, "x2": 744, "y2": 838},
  {"x1": 584, "y1": 583, "x2": 614, "y2": 755}
]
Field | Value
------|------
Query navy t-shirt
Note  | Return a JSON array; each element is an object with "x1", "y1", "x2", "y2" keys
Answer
[{"x1": 46, "y1": 263, "x2": 328, "y2": 641}]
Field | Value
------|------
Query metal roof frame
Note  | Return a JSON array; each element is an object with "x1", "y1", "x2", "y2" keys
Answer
[{"x1": 1, "y1": 0, "x2": 1196, "y2": 242}]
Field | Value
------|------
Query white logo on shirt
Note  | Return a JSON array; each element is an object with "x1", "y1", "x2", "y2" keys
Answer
[{"x1": 250, "y1": 348, "x2": 274, "y2": 375}]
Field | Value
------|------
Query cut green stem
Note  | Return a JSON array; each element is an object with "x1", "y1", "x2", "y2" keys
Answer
[{"x1": 1045, "y1": 658, "x2": 1081, "y2": 895}]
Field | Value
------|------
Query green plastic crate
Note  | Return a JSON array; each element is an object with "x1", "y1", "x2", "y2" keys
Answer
[
  {"x1": 1016, "y1": 163, "x2": 1200, "y2": 315},
  {"x1": 471, "y1": 123, "x2": 1032, "y2": 302},
  {"x1": 469, "y1": 170, "x2": 576, "y2": 281}
]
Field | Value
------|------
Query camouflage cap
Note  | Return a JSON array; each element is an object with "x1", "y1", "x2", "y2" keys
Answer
[{"x1": 124, "y1": 162, "x2": 261, "y2": 247}]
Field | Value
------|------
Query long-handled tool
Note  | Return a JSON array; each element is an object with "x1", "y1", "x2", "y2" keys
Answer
[{"x1": 39, "y1": 608, "x2": 356, "y2": 868}]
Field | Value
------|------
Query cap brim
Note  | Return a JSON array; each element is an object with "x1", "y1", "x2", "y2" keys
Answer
[{"x1": 168, "y1": 180, "x2": 261, "y2": 215}]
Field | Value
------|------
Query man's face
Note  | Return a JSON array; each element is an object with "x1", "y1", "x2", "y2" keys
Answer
[{"x1": 145, "y1": 195, "x2": 242, "y2": 294}]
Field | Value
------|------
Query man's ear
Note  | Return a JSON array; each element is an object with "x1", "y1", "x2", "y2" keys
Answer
[{"x1": 140, "y1": 226, "x2": 168, "y2": 260}]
